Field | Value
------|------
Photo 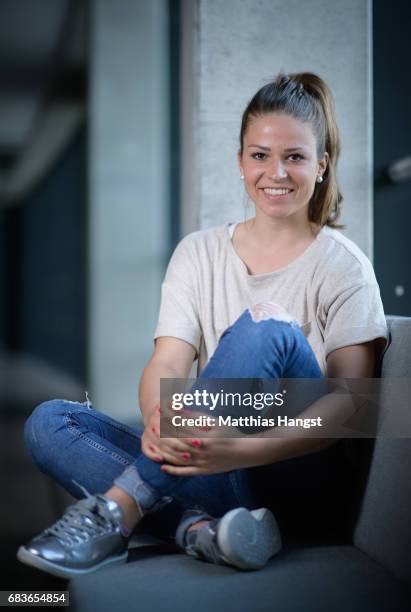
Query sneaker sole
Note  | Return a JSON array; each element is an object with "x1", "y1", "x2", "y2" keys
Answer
[
  {"x1": 216, "y1": 507, "x2": 282, "y2": 570},
  {"x1": 17, "y1": 546, "x2": 128, "y2": 579}
]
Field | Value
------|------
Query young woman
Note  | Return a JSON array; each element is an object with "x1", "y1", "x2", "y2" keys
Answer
[{"x1": 18, "y1": 72, "x2": 388, "y2": 578}]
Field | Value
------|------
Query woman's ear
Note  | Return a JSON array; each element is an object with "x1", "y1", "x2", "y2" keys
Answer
[{"x1": 319, "y1": 151, "x2": 329, "y2": 176}]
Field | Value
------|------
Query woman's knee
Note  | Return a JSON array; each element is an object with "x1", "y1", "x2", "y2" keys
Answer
[
  {"x1": 221, "y1": 303, "x2": 306, "y2": 366},
  {"x1": 248, "y1": 302, "x2": 299, "y2": 326},
  {"x1": 230, "y1": 303, "x2": 300, "y2": 346},
  {"x1": 24, "y1": 399, "x2": 80, "y2": 468}
]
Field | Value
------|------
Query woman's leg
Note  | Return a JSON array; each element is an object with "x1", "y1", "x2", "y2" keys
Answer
[
  {"x1": 19, "y1": 303, "x2": 326, "y2": 575},
  {"x1": 195, "y1": 305, "x2": 349, "y2": 545},
  {"x1": 24, "y1": 398, "x2": 143, "y2": 499},
  {"x1": 19, "y1": 394, "x2": 263, "y2": 577},
  {"x1": 27, "y1": 305, "x2": 324, "y2": 519},
  {"x1": 23, "y1": 398, "x2": 252, "y2": 529},
  {"x1": 200, "y1": 305, "x2": 323, "y2": 379},
  {"x1": 24, "y1": 305, "x2": 322, "y2": 513},
  {"x1": 119, "y1": 305, "x2": 324, "y2": 507}
]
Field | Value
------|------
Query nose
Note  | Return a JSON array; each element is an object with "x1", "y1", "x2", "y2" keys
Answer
[{"x1": 268, "y1": 158, "x2": 287, "y2": 180}]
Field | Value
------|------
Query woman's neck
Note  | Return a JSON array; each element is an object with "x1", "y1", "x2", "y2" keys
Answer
[{"x1": 242, "y1": 216, "x2": 320, "y2": 254}]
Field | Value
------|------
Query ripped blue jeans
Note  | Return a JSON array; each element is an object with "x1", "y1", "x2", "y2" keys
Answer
[{"x1": 24, "y1": 305, "x2": 343, "y2": 540}]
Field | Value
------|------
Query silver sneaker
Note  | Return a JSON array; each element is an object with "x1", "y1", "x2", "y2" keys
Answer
[
  {"x1": 17, "y1": 484, "x2": 128, "y2": 579},
  {"x1": 181, "y1": 507, "x2": 282, "y2": 570}
]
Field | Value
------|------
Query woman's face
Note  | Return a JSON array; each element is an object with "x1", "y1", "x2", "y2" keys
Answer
[{"x1": 238, "y1": 112, "x2": 328, "y2": 223}]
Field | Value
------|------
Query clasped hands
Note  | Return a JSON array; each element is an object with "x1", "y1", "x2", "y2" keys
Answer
[{"x1": 141, "y1": 402, "x2": 253, "y2": 476}]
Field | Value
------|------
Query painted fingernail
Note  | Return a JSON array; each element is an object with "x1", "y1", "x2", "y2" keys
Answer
[
  {"x1": 160, "y1": 465, "x2": 168, "y2": 472},
  {"x1": 191, "y1": 439, "x2": 201, "y2": 447},
  {"x1": 149, "y1": 445, "x2": 156, "y2": 452},
  {"x1": 157, "y1": 406, "x2": 161, "y2": 413},
  {"x1": 151, "y1": 426, "x2": 156, "y2": 434},
  {"x1": 181, "y1": 452, "x2": 190, "y2": 461}
]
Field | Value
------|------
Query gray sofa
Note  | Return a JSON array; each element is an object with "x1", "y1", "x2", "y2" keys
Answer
[{"x1": 70, "y1": 316, "x2": 411, "y2": 612}]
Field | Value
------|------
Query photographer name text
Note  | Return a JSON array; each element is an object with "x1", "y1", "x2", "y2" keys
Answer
[{"x1": 171, "y1": 414, "x2": 323, "y2": 429}]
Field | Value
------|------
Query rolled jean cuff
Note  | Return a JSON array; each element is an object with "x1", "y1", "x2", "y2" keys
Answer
[{"x1": 113, "y1": 464, "x2": 173, "y2": 514}]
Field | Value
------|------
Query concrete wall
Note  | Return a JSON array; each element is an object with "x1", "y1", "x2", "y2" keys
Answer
[
  {"x1": 181, "y1": 0, "x2": 373, "y2": 257},
  {"x1": 88, "y1": 0, "x2": 169, "y2": 420}
]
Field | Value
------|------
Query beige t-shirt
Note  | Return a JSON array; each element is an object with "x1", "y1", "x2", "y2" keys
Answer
[{"x1": 154, "y1": 222, "x2": 389, "y2": 374}]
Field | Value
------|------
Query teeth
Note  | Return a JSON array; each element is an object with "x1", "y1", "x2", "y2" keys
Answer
[{"x1": 264, "y1": 188, "x2": 292, "y2": 196}]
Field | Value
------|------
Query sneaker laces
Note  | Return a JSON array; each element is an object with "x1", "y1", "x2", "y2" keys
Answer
[{"x1": 43, "y1": 480, "x2": 119, "y2": 546}]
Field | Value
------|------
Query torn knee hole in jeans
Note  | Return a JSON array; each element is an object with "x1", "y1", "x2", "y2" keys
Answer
[{"x1": 248, "y1": 302, "x2": 299, "y2": 325}]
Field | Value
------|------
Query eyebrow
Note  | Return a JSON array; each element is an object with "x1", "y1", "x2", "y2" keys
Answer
[{"x1": 247, "y1": 145, "x2": 310, "y2": 152}]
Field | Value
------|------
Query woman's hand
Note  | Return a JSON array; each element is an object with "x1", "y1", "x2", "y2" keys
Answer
[
  {"x1": 141, "y1": 403, "x2": 200, "y2": 466},
  {"x1": 141, "y1": 404, "x2": 163, "y2": 462},
  {"x1": 157, "y1": 413, "x2": 267, "y2": 475},
  {"x1": 159, "y1": 435, "x2": 254, "y2": 476},
  {"x1": 142, "y1": 405, "x2": 268, "y2": 474}
]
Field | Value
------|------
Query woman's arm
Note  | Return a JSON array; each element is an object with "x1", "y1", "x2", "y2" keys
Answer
[
  {"x1": 159, "y1": 340, "x2": 379, "y2": 475},
  {"x1": 249, "y1": 339, "x2": 378, "y2": 464},
  {"x1": 139, "y1": 336, "x2": 196, "y2": 426},
  {"x1": 139, "y1": 337, "x2": 204, "y2": 464},
  {"x1": 326, "y1": 340, "x2": 377, "y2": 378}
]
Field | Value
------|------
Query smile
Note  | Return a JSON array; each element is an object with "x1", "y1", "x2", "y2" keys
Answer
[{"x1": 263, "y1": 188, "x2": 293, "y2": 196}]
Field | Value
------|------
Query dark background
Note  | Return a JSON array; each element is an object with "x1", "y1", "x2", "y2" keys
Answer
[{"x1": 373, "y1": 0, "x2": 410, "y2": 316}]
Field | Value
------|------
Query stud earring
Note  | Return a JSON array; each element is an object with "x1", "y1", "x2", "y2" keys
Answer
[
  {"x1": 316, "y1": 175, "x2": 323, "y2": 183},
  {"x1": 240, "y1": 174, "x2": 244, "y2": 180}
]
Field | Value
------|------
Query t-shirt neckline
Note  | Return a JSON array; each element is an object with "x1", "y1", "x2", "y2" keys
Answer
[{"x1": 225, "y1": 221, "x2": 326, "y2": 280}]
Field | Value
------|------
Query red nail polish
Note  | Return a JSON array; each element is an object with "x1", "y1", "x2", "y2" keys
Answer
[
  {"x1": 160, "y1": 465, "x2": 168, "y2": 472},
  {"x1": 151, "y1": 426, "x2": 156, "y2": 433},
  {"x1": 191, "y1": 439, "x2": 201, "y2": 447},
  {"x1": 181, "y1": 452, "x2": 190, "y2": 461},
  {"x1": 149, "y1": 445, "x2": 155, "y2": 452}
]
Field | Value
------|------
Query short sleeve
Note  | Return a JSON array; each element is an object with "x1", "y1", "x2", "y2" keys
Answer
[
  {"x1": 153, "y1": 236, "x2": 201, "y2": 356},
  {"x1": 322, "y1": 266, "x2": 389, "y2": 359}
]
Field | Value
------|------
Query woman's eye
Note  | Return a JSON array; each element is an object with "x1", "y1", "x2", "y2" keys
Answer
[
  {"x1": 288, "y1": 153, "x2": 304, "y2": 161},
  {"x1": 251, "y1": 152, "x2": 266, "y2": 160}
]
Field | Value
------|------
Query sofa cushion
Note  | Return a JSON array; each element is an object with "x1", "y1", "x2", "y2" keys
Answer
[
  {"x1": 381, "y1": 316, "x2": 411, "y2": 377},
  {"x1": 353, "y1": 317, "x2": 411, "y2": 584},
  {"x1": 70, "y1": 544, "x2": 411, "y2": 612}
]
